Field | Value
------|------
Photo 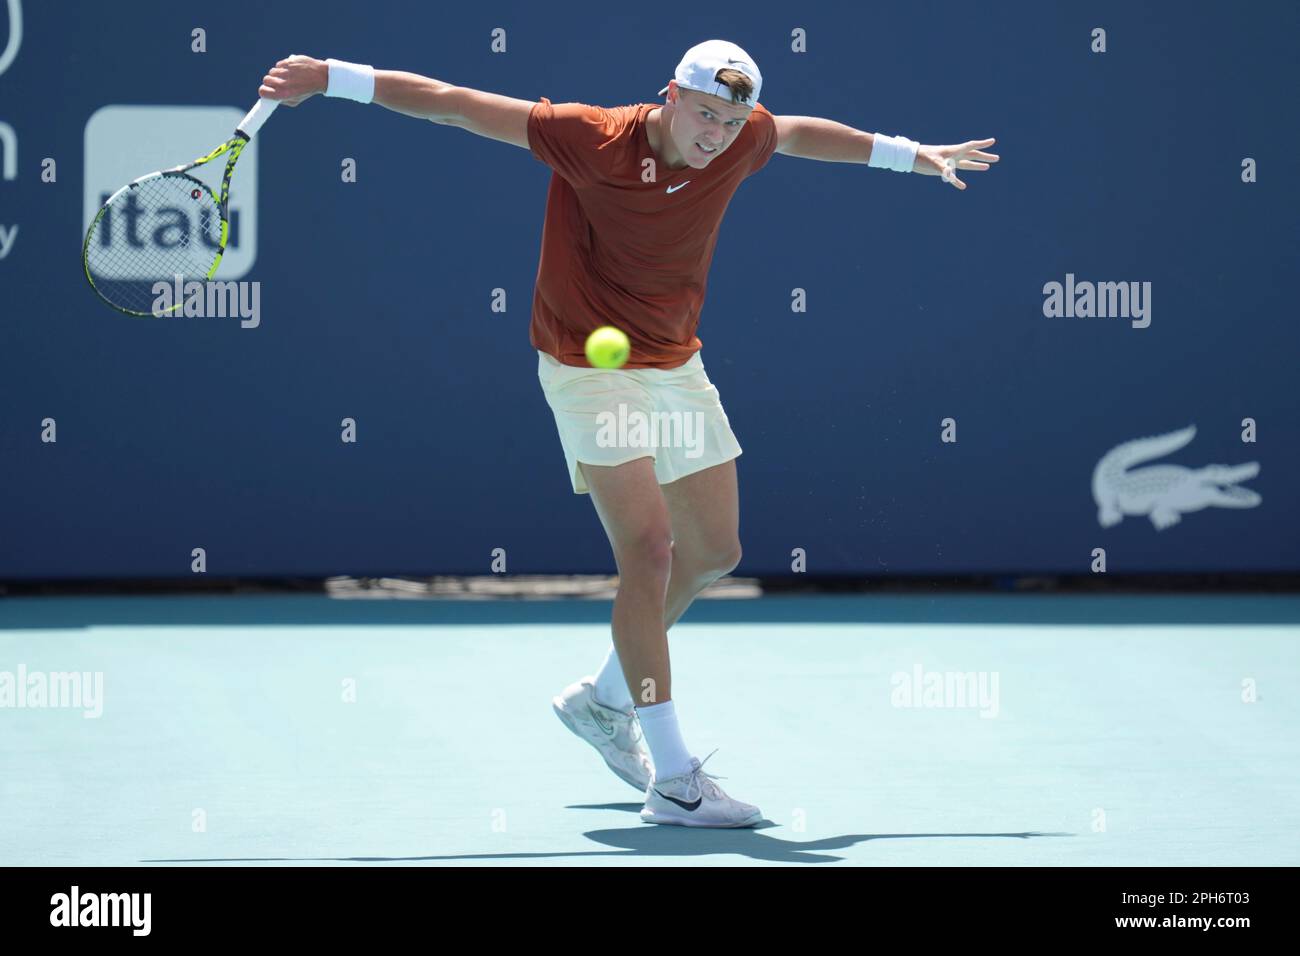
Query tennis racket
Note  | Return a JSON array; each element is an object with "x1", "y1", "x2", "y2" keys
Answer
[{"x1": 82, "y1": 98, "x2": 278, "y2": 316}]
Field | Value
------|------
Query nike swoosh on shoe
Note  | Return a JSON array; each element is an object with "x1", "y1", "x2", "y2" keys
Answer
[
  {"x1": 587, "y1": 705, "x2": 616, "y2": 736},
  {"x1": 654, "y1": 789, "x2": 702, "y2": 812}
]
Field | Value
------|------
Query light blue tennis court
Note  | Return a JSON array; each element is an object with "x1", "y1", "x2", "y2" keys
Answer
[{"x1": 2, "y1": 594, "x2": 1297, "y2": 866}]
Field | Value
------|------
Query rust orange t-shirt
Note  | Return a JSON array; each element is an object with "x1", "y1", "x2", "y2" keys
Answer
[{"x1": 527, "y1": 98, "x2": 779, "y2": 369}]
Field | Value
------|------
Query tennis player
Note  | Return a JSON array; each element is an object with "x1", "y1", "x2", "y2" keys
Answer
[{"x1": 259, "y1": 41, "x2": 998, "y2": 827}]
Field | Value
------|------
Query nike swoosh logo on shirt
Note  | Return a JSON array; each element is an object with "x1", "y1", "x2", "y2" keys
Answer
[
  {"x1": 665, "y1": 182, "x2": 691, "y2": 194},
  {"x1": 654, "y1": 789, "x2": 703, "y2": 811}
]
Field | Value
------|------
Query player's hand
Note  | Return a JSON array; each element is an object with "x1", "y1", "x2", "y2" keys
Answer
[
  {"x1": 258, "y1": 55, "x2": 328, "y2": 107},
  {"x1": 913, "y1": 139, "x2": 999, "y2": 190}
]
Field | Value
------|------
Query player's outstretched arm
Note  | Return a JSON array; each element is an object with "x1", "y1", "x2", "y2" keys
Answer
[
  {"x1": 257, "y1": 55, "x2": 534, "y2": 149},
  {"x1": 773, "y1": 115, "x2": 999, "y2": 190}
]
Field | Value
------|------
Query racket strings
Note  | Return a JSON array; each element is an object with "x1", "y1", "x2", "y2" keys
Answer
[{"x1": 85, "y1": 174, "x2": 224, "y2": 315}]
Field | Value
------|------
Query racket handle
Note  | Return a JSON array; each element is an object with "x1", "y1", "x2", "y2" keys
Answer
[{"x1": 237, "y1": 98, "x2": 279, "y2": 139}]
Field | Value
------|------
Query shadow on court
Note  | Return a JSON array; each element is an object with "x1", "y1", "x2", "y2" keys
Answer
[{"x1": 142, "y1": 827, "x2": 1073, "y2": 865}]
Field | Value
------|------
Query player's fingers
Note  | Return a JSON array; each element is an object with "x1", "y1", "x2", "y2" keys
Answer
[
  {"x1": 966, "y1": 151, "x2": 999, "y2": 162},
  {"x1": 958, "y1": 160, "x2": 991, "y2": 171}
]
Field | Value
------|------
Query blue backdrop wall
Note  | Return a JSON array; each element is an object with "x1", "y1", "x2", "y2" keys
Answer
[{"x1": 1, "y1": 0, "x2": 1296, "y2": 578}]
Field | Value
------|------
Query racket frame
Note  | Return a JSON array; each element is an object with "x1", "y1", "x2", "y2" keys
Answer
[{"x1": 82, "y1": 99, "x2": 277, "y2": 317}]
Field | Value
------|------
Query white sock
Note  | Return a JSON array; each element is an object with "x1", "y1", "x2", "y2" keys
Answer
[
  {"x1": 635, "y1": 699, "x2": 694, "y2": 781},
  {"x1": 593, "y1": 645, "x2": 634, "y2": 712}
]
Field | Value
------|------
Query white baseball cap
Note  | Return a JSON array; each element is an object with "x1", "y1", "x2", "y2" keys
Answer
[{"x1": 657, "y1": 39, "x2": 763, "y2": 108}]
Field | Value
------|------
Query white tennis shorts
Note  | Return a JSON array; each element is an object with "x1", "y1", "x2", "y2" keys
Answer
[{"x1": 536, "y1": 350, "x2": 743, "y2": 494}]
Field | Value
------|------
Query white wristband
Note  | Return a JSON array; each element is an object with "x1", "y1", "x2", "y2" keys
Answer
[
  {"x1": 868, "y1": 133, "x2": 920, "y2": 173},
  {"x1": 325, "y1": 59, "x2": 376, "y2": 104}
]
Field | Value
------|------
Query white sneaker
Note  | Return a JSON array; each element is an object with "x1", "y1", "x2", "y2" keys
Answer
[
  {"x1": 552, "y1": 677, "x2": 653, "y2": 792},
  {"x1": 640, "y1": 750, "x2": 763, "y2": 828}
]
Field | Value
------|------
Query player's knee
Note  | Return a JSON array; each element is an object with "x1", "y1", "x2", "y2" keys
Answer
[
  {"x1": 712, "y1": 540, "x2": 742, "y2": 577},
  {"x1": 681, "y1": 538, "x2": 742, "y2": 580},
  {"x1": 619, "y1": 525, "x2": 674, "y2": 580}
]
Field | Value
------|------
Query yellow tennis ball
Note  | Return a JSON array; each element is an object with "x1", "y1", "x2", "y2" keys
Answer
[{"x1": 585, "y1": 325, "x2": 631, "y2": 369}]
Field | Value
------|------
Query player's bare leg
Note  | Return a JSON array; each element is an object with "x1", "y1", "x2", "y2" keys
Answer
[
  {"x1": 580, "y1": 457, "x2": 676, "y2": 705},
  {"x1": 579, "y1": 458, "x2": 741, "y2": 701},
  {"x1": 661, "y1": 460, "x2": 741, "y2": 630},
  {"x1": 568, "y1": 455, "x2": 762, "y2": 826}
]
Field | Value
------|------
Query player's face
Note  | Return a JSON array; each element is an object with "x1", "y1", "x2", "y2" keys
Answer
[{"x1": 670, "y1": 87, "x2": 752, "y2": 168}]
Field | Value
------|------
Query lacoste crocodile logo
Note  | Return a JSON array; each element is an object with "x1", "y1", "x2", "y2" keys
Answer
[{"x1": 1092, "y1": 425, "x2": 1261, "y2": 530}]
